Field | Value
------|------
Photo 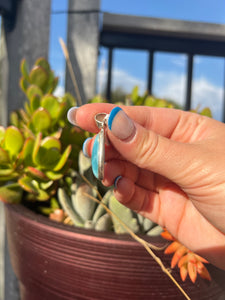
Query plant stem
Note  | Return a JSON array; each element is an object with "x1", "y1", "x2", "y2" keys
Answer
[
  {"x1": 59, "y1": 38, "x2": 83, "y2": 106},
  {"x1": 82, "y1": 191, "x2": 191, "y2": 300}
]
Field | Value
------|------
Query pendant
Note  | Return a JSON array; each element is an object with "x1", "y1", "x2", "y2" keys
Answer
[{"x1": 92, "y1": 113, "x2": 108, "y2": 180}]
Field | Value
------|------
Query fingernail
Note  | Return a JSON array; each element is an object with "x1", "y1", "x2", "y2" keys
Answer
[
  {"x1": 82, "y1": 137, "x2": 92, "y2": 157},
  {"x1": 114, "y1": 175, "x2": 122, "y2": 189},
  {"x1": 67, "y1": 107, "x2": 78, "y2": 125},
  {"x1": 108, "y1": 107, "x2": 135, "y2": 140}
]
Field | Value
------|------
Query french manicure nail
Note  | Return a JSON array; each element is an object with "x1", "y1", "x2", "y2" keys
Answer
[
  {"x1": 82, "y1": 137, "x2": 92, "y2": 157},
  {"x1": 114, "y1": 175, "x2": 122, "y2": 189},
  {"x1": 67, "y1": 107, "x2": 78, "y2": 125},
  {"x1": 108, "y1": 107, "x2": 135, "y2": 140}
]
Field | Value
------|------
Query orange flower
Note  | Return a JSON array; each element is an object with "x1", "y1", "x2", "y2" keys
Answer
[{"x1": 161, "y1": 229, "x2": 211, "y2": 283}]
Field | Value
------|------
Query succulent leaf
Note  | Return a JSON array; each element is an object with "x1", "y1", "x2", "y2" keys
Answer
[
  {"x1": 30, "y1": 108, "x2": 51, "y2": 133},
  {"x1": 32, "y1": 133, "x2": 42, "y2": 164},
  {"x1": 0, "y1": 183, "x2": 22, "y2": 204},
  {"x1": 26, "y1": 85, "x2": 43, "y2": 101},
  {"x1": 20, "y1": 138, "x2": 35, "y2": 166},
  {"x1": 58, "y1": 187, "x2": 84, "y2": 227},
  {"x1": 41, "y1": 95, "x2": 61, "y2": 120},
  {"x1": 4, "y1": 126, "x2": 24, "y2": 158},
  {"x1": 0, "y1": 127, "x2": 5, "y2": 143},
  {"x1": 35, "y1": 57, "x2": 51, "y2": 74},
  {"x1": 92, "y1": 189, "x2": 112, "y2": 223},
  {"x1": 146, "y1": 225, "x2": 163, "y2": 236},
  {"x1": 95, "y1": 213, "x2": 112, "y2": 232},
  {"x1": 26, "y1": 167, "x2": 48, "y2": 181},
  {"x1": 29, "y1": 66, "x2": 48, "y2": 90},
  {"x1": 72, "y1": 183, "x2": 97, "y2": 221},
  {"x1": 0, "y1": 148, "x2": 10, "y2": 164},
  {"x1": 53, "y1": 145, "x2": 72, "y2": 172},
  {"x1": 20, "y1": 58, "x2": 30, "y2": 81},
  {"x1": 162, "y1": 229, "x2": 211, "y2": 283},
  {"x1": 109, "y1": 195, "x2": 140, "y2": 234},
  {"x1": 188, "y1": 261, "x2": 197, "y2": 283},
  {"x1": 180, "y1": 264, "x2": 188, "y2": 282},
  {"x1": 35, "y1": 147, "x2": 60, "y2": 169},
  {"x1": 20, "y1": 77, "x2": 29, "y2": 93},
  {"x1": 18, "y1": 176, "x2": 39, "y2": 195},
  {"x1": 41, "y1": 137, "x2": 61, "y2": 151}
]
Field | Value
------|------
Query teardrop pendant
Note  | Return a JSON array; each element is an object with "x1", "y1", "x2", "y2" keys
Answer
[{"x1": 91, "y1": 113, "x2": 108, "y2": 180}]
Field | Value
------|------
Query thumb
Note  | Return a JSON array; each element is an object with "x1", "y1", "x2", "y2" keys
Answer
[{"x1": 107, "y1": 107, "x2": 195, "y2": 183}]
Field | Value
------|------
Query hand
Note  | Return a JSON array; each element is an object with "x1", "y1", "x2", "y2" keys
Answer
[{"x1": 68, "y1": 103, "x2": 225, "y2": 269}]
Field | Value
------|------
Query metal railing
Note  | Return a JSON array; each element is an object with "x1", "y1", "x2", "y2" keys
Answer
[{"x1": 100, "y1": 13, "x2": 225, "y2": 120}]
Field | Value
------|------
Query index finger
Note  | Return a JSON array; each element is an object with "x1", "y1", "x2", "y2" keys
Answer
[{"x1": 71, "y1": 103, "x2": 192, "y2": 139}]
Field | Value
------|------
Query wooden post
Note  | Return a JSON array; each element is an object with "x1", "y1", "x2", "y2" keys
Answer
[
  {"x1": 66, "y1": 0, "x2": 100, "y2": 104},
  {"x1": 0, "y1": 1, "x2": 51, "y2": 299}
]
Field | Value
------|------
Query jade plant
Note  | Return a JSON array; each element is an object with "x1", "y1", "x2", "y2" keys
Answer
[
  {"x1": 0, "y1": 58, "x2": 212, "y2": 285},
  {"x1": 0, "y1": 58, "x2": 87, "y2": 205}
]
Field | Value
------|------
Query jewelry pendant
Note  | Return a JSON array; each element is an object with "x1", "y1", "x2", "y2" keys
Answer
[{"x1": 92, "y1": 113, "x2": 108, "y2": 180}]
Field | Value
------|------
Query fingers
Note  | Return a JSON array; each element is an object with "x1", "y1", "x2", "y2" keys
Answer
[
  {"x1": 77, "y1": 105, "x2": 204, "y2": 185},
  {"x1": 105, "y1": 107, "x2": 197, "y2": 185},
  {"x1": 68, "y1": 103, "x2": 200, "y2": 139}
]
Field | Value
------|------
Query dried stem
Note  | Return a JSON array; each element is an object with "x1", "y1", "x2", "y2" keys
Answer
[
  {"x1": 59, "y1": 38, "x2": 82, "y2": 106},
  {"x1": 83, "y1": 191, "x2": 191, "y2": 300},
  {"x1": 81, "y1": 172, "x2": 191, "y2": 300}
]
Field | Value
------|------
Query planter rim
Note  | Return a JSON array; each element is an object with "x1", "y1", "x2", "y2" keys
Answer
[{"x1": 5, "y1": 203, "x2": 165, "y2": 247}]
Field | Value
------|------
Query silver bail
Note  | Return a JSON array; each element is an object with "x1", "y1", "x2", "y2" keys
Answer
[{"x1": 94, "y1": 113, "x2": 109, "y2": 129}]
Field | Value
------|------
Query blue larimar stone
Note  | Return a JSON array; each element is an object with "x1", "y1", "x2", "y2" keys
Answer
[{"x1": 92, "y1": 134, "x2": 100, "y2": 178}]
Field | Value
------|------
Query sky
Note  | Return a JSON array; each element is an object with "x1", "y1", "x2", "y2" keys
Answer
[{"x1": 49, "y1": 0, "x2": 225, "y2": 121}]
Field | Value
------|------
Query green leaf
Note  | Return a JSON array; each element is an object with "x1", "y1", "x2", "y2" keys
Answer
[
  {"x1": 20, "y1": 138, "x2": 35, "y2": 166},
  {"x1": 18, "y1": 176, "x2": 39, "y2": 195},
  {"x1": 144, "y1": 96, "x2": 156, "y2": 107},
  {"x1": 45, "y1": 171, "x2": 64, "y2": 180},
  {"x1": 200, "y1": 107, "x2": 212, "y2": 118},
  {"x1": 53, "y1": 145, "x2": 71, "y2": 172},
  {"x1": 41, "y1": 95, "x2": 61, "y2": 120},
  {"x1": 35, "y1": 57, "x2": 50, "y2": 74},
  {"x1": 32, "y1": 133, "x2": 42, "y2": 164},
  {"x1": 36, "y1": 188, "x2": 50, "y2": 201},
  {"x1": 29, "y1": 66, "x2": 48, "y2": 90},
  {"x1": 0, "y1": 167, "x2": 14, "y2": 177},
  {"x1": 131, "y1": 86, "x2": 139, "y2": 103},
  {"x1": 4, "y1": 126, "x2": 24, "y2": 158},
  {"x1": 48, "y1": 76, "x2": 59, "y2": 94},
  {"x1": 30, "y1": 94, "x2": 41, "y2": 112},
  {"x1": 9, "y1": 112, "x2": 19, "y2": 128},
  {"x1": 41, "y1": 136, "x2": 61, "y2": 151},
  {"x1": 26, "y1": 167, "x2": 48, "y2": 181},
  {"x1": 20, "y1": 77, "x2": 29, "y2": 93},
  {"x1": 62, "y1": 93, "x2": 77, "y2": 108},
  {"x1": 0, "y1": 126, "x2": 5, "y2": 144},
  {"x1": 30, "y1": 108, "x2": 51, "y2": 133},
  {"x1": 26, "y1": 85, "x2": 43, "y2": 101},
  {"x1": 20, "y1": 58, "x2": 30, "y2": 81},
  {"x1": 0, "y1": 183, "x2": 22, "y2": 204},
  {"x1": 0, "y1": 148, "x2": 10, "y2": 164},
  {"x1": 35, "y1": 147, "x2": 60, "y2": 169}
]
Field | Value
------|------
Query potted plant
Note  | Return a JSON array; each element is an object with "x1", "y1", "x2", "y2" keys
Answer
[{"x1": 1, "y1": 58, "x2": 224, "y2": 300}]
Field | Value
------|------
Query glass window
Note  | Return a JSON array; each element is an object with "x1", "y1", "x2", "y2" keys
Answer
[
  {"x1": 152, "y1": 52, "x2": 187, "y2": 108},
  {"x1": 192, "y1": 55, "x2": 224, "y2": 121}
]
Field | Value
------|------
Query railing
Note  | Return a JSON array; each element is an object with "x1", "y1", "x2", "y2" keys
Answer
[{"x1": 100, "y1": 13, "x2": 225, "y2": 120}]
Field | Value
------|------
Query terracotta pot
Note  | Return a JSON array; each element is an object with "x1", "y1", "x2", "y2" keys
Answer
[{"x1": 5, "y1": 204, "x2": 225, "y2": 300}]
